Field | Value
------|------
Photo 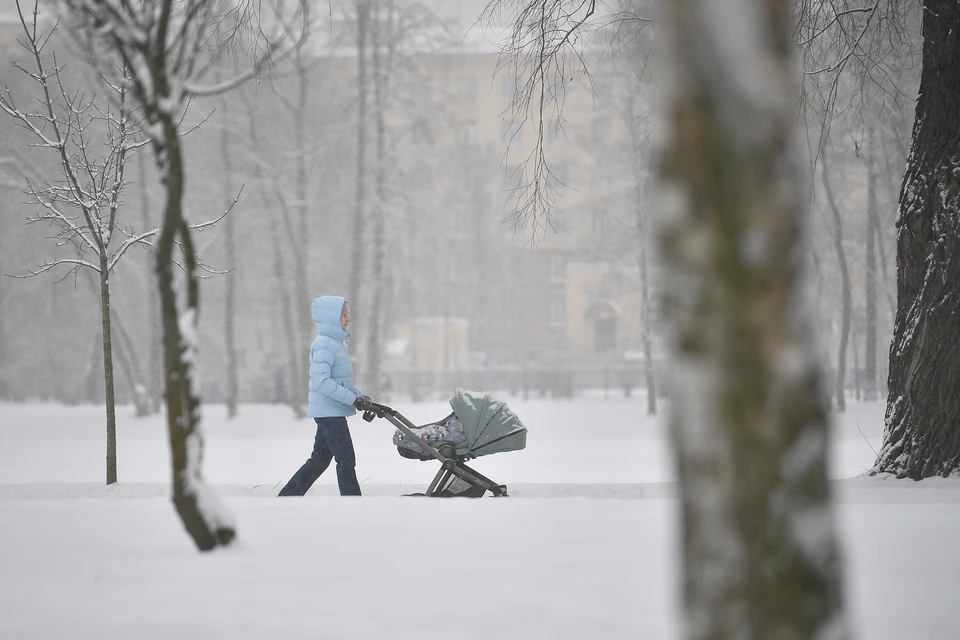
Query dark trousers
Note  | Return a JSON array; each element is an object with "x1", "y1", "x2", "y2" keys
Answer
[{"x1": 278, "y1": 417, "x2": 361, "y2": 496}]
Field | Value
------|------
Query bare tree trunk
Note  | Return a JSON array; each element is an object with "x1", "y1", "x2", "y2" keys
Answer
[
  {"x1": 367, "y1": 0, "x2": 388, "y2": 398},
  {"x1": 864, "y1": 129, "x2": 879, "y2": 401},
  {"x1": 156, "y1": 111, "x2": 235, "y2": 551},
  {"x1": 659, "y1": 0, "x2": 848, "y2": 638},
  {"x1": 0, "y1": 256, "x2": 6, "y2": 399},
  {"x1": 270, "y1": 219, "x2": 300, "y2": 406},
  {"x1": 292, "y1": 48, "x2": 310, "y2": 410},
  {"x1": 139, "y1": 152, "x2": 162, "y2": 413},
  {"x1": 243, "y1": 96, "x2": 302, "y2": 413},
  {"x1": 821, "y1": 154, "x2": 851, "y2": 412},
  {"x1": 350, "y1": 0, "x2": 369, "y2": 335},
  {"x1": 875, "y1": 1, "x2": 960, "y2": 479},
  {"x1": 110, "y1": 306, "x2": 151, "y2": 415},
  {"x1": 97, "y1": 259, "x2": 118, "y2": 485},
  {"x1": 630, "y1": 115, "x2": 657, "y2": 415},
  {"x1": 220, "y1": 101, "x2": 239, "y2": 419}
]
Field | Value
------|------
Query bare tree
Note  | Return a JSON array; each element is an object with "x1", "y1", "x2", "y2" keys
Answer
[
  {"x1": 61, "y1": 0, "x2": 306, "y2": 550},
  {"x1": 136, "y1": 151, "x2": 163, "y2": 413},
  {"x1": 272, "y1": 38, "x2": 314, "y2": 417},
  {"x1": 624, "y1": 83, "x2": 657, "y2": 415},
  {"x1": 240, "y1": 88, "x2": 301, "y2": 414},
  {"x1": 350, "y1": 0, "x2": 370, "y2": 347},
  {"x1": 863, "y1": 127, "x2": 879, "y2": 401},
  {"x1": 0, "y1": 251, "x2": 6, "y2": 399},
  {"x1": 820, "y1": 151, "x2": 852, "y2": 412},
  {"x1": 0, "y1": 2, "x2": 152, "y2": 484},
  {"x1": 366, "y1": 0, "x2": 395, "y2": 398},
  {"x1": 218, "y1": 94, "x2": 240, "y2": 418}
]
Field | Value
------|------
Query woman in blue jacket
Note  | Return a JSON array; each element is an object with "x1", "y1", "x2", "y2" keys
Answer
[{"x1": 278, "y1": 296, "x2": 370, "y2": 496}]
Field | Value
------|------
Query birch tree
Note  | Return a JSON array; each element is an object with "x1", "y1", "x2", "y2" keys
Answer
[
  {"x1": 60, "y1": 0, "x2": 306, "y2": 550},
  {"x1": 656, "y1": 0, "x2": 849, "y2": 635}
]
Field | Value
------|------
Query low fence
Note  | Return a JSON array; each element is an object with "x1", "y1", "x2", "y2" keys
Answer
[{"x1": 381, "y1": 364, "x2": 665, "y2": 402}]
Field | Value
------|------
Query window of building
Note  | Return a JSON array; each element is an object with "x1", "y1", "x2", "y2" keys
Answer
[
  {"x1": 592, "y1": 117, "x2": 611, "y2": 146},
  {"x1": 502, "y1": 72, "x2": 517, "y2": 100},
  {"x1": 593, "y1": 309, "x2": 617, "y2": 353},
  {"x1": 550, "y1": 254, "x2": 565, "y2": 280},
  {"x1": 457, "y1": 121, "x2": 477, "y2": 146},
  {"x1": 550, "y1": 296, "x2": 567, "y2": 326},
  {"x1": 458, "y1": 74, "x2": 477, "y2": 101}
]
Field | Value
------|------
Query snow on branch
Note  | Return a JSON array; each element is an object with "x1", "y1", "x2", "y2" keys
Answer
[
  {"x1": 6, "y1": 257, "x2": 101, "y2": 278},
  {"x1": 2, "y1": 0, "x2": 147, "y2": 281}
]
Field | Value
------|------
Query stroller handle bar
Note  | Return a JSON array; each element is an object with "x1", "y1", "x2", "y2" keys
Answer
[
  {"x1": 355, "y1": 398, "x2": 448, "y2": 463},
  {"x1": 355, "y1": 398, "x2": 394, "y2": 422}
]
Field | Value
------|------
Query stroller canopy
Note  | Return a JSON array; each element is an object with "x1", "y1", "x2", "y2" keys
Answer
[{"x1": 450, "y1": 388, "x2": 527, "y2": 456}]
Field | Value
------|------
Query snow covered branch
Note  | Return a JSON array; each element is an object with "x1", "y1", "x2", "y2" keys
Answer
[{"x1": 55, "y1": 0, "x2": 305, "y2": 551}]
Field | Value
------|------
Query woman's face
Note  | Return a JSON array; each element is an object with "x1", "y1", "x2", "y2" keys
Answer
[{"x1": 341, "y1": 303, "x2": 350, "y2": 330}]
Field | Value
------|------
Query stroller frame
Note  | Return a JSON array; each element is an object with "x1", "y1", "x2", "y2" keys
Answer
[{"x1": 358, "y1": 400, "x2": 509, "y2": 497}]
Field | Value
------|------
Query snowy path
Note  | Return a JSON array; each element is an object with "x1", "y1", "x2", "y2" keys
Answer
[{"x1": 1, "y1": 399, "x2": 958, "y2": 639}]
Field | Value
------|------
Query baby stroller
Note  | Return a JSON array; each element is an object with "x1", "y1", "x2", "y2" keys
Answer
[{"x1": 357, "y1": 389, "x2": 527, "y2": 497}]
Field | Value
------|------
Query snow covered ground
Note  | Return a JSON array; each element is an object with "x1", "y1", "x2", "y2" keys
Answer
[{"x1": 1, "y1": 396, "x2": 958, "y2": 639}]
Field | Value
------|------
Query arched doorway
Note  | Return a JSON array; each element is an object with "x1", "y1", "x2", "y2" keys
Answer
[{"x1": 585, "y1": 301, "x2": 619, "y2": 354}]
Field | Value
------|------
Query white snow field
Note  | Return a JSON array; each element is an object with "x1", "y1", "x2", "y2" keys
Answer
[{"x1": 1, "y1": 396, "x2": 958, "y2": 639}]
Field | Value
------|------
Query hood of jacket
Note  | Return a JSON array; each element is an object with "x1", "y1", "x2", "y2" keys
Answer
[{"x1": 312, "y1": 296, "x2": 349, "y2": 342}]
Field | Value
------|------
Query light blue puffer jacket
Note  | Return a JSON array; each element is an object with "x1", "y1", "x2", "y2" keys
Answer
[{"x1": 307, "y1": 296, "x2": 362, "y2": 418}]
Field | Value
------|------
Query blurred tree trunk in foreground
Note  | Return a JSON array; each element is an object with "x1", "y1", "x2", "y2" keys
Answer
[{"x1": 658, "y1": 0, "x2": 849, "y2": 638}]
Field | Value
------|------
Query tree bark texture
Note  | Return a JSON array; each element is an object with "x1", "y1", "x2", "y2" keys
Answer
[
  {"x1": 864, "y1": 130, "x2": 879, "y2": 402},
  {"x1": 659, "y1": 1, "x2": 848, "y2": 638},
  {"x1": 220, "y1": 100, "x2": 239, "y2": 419},
  {"x1": 821, "y1": 154, "x2": 851, "y2": 412},
  {"x1": 155, "y1": 109, "x2": 235, "y2": 551},
  {"x1": 876, "y1": 1, "x2": 960, "y2": 479},
  {"x1": 98, "y1": 261, "x2": 118, "y2": 485}
]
